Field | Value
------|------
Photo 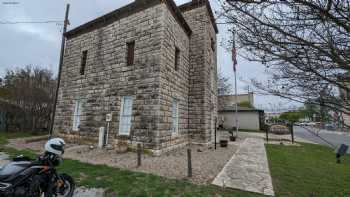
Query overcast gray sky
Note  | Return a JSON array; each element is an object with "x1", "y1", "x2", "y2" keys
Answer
[{"x1": 0, "y1": 0, "x2": 299, "y2": 111}]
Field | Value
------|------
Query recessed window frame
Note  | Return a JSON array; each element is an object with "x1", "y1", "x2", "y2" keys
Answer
[
  {"x1": 126, "y1": 41, "x2": 135, "y2": 66},
  {"x1": 175, "y1": 47, "x2": 180, "y2": 71},
  {"x1": 80, "y1": 50, "x2": 88, "y2": 75},
  {"x1": 211, "y1": 38, "x2": 216, "y2": 52}
]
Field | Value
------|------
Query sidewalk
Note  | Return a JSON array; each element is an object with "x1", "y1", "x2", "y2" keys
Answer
[
  {"x1": 319, "y1": 129, "x2": 350, "y2": 136},
  {"x1": 212, "y1": 138, "x2": 275, "y2": 196},
  {"x1": 301, "y1": 126, "x2": 350, "y2": 136}
]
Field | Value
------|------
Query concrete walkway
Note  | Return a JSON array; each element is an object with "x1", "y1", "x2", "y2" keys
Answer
[{"x1": 212, "y1": 138, "x2": 275, "y2": 196}]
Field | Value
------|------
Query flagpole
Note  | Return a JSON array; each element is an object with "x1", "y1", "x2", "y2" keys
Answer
[
  {"x1": 232, "y1": 30, "x2": 239, "y2": 138},
  {"x1": 234, "y1": 64, "x2": 239, "y2": 138}
]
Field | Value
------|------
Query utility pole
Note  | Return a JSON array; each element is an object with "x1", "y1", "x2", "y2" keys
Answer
[{"x1": 49, "y1": 4, "x2": 70, "y2": 137}]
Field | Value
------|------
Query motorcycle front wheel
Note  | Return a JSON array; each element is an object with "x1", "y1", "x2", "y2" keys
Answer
[
  {"x1": 44, "y1": 173, "x2": 75, "y2": 197},
  {"x1": 56, "y1": 174, "x2": 75, "y2": 197}
]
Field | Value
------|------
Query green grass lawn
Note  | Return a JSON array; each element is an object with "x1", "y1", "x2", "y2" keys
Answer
[
  {"x1": 0, "y1": 132, "x2": 261, "y2": 197},
  {"x1": 1, "y1": 132, "x2": 350, "y2": 196},
  {"x1": 266, "y1": 143, "x2": 350, "y2": 197},
  {"x1": 59, "y1": 159, "x2": 261, "y2": 197}
]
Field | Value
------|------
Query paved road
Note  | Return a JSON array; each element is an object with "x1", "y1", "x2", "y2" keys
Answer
[{"x1": 294, "y1": 126, "x2": 350, "y2": 150}]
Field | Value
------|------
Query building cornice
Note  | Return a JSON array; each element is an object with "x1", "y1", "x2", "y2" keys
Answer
[
  {"x1": 65, "y1": 0, "x2": 192, "y2": 38},
  {"x1": 178, "y1": 0, "x2": 219, "y2": 34}
]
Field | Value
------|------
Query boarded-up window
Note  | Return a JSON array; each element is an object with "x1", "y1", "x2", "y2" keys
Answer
[
  {"x1": 175, "y1": 47, "x2": 180, "y2": 71},
  {"x1": 80, "y1": 50, "x2": 88, "y2": 75},
  {"x1": 126, "y1": 41, "x2": 135, "y2": 66}
]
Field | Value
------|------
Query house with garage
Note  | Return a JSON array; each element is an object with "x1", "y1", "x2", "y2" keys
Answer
[
  {"x1": 53, "y1": 0, "x2": 218, "y2": 155},
  {"x1": 218, "y1": 93, "x2": 265, "y2": 131}
]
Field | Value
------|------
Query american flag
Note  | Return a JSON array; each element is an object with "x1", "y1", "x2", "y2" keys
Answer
[{"x1": 232, "y1": 32, "x2": 238, "y2": 72}]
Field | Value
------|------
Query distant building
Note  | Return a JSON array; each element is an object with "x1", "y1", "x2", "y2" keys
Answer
[
  {"x1": 218, "y1": 93, "x2": 264, "y2": 131},
  {"x1": 218, "y1": 92, "x2": 254, "y2": 110},
  {"x1": 219, "y1": 106, "x2": 264, "y2": 131}
]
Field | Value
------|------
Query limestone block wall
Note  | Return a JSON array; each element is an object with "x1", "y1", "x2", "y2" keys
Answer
[
  {"x1": 181, "y1": 5, "x2": 218, "y2": 144},
  {"x1": 156, "y1": 4, "x2": 190, "y2": 150},
  {"x1": 54, "y1": 4, "x2": 165, "y2": 149},
  {"x1": 205, "y1": 6, "x2": 218, "y2": 143}
]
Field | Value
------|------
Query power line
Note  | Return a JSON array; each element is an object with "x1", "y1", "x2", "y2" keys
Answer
[{"x1": 0, "y1": 20, "x2": 63, "y2": 25}]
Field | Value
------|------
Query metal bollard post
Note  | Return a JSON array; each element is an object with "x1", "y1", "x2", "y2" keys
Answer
[
  {"x1": 187, "y1": 149, "x2": 192, "y2": 177},
  {"x1": 215, "y1": 118, "x2": 217, "y2": 150},
  {"x1": 291, "y1": 123, "x2": 294, "y2": 144},
  {"x1": 137, "y1": 143, "x2": 142, "y2": 167},
  {"x1": 265, "y1": 124, "x2": 269, "y2": 142}
]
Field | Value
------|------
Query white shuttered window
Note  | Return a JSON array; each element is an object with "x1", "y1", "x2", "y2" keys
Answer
[
  {"x1": 172, "y1": 98, "x2": 178, "y2": 134},
  {"x1": 119, "y1": 96, "x2": 133, "y2": 135},
  {"x1": 73, "y1": 100, "x2": 82, "y2": 131}
]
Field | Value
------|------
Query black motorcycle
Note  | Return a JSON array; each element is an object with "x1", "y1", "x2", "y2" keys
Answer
[{"x1": 0, "y1": 153, "x2": 75, "y2": 197}]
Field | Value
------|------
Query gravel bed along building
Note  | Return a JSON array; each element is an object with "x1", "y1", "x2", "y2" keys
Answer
[
  {"x1": 66, "y1": 144, "x2": 239, "y2": 185},
  {"x1": 6, "y1": 138, "x2": 240, "y2": 185}
]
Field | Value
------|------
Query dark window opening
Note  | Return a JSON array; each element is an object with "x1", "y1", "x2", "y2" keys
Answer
[
  {"x1": 175, "y1": 47, "x2": 180, "y2": 71},
  {"x1": 127, "y1": 41, "x2": 135, "y2": 66},
  {"x1": 211, "y1": 38, "x2": 215, "y2": 51},
  {"x1": 80, "y1": 50, "x2": 88, "y2": 75}
]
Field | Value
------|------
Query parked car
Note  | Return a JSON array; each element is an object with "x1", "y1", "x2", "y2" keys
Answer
[
  {"x1": 305, "y1": 122, "x2": 316, "y2": 126},
  {"x1": 295, "y1": 122, "x2": 304, "y2": 126},
  {"x1": 325, "y1": 123, "x2": 336, "y2": 130}
]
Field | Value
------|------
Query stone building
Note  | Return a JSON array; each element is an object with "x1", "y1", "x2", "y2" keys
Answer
[{"x1": 53, "y1": 0, "x2": 218, "y2": 155}]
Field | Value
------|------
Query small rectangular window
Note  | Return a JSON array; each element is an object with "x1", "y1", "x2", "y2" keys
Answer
[
  {"x1": 119, "y1": 96, "x2": 133, "y2": 135},
  {"x1": 80, "y1": 50, "x2": 88, "y2": 75},
  {"x1": 127, "y1": 41, "x2": 135, "y2": 66},
  {"x1": 175, "y1": 47, "x2": 180, "y2": 71},
  {"x1": 171, "y1": 98, "x2": 178, "y2": 134},
  {"x1": 73, "y1": 99, "x2": 82, "y2": 131},
  {"x1": 211, "y1": 38, "x2": 215, "y2": 51}
]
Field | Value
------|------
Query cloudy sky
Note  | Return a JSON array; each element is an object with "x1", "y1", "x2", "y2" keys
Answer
[{"x1": 0, "y1": 0, "x2": 298, "y2": 111}]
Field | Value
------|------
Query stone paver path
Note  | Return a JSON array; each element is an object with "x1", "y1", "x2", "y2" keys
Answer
[{"x1": 212, "y1": 138, "x2": 275, "y2": 196}]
